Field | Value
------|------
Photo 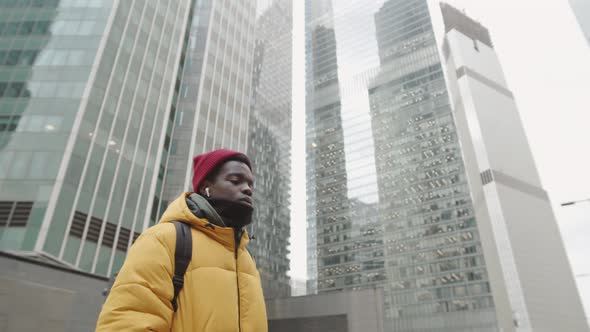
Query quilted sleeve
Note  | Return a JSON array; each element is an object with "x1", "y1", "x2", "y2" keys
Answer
[{"x1": 95, "y1": 225, "x2": 176, "y2": 332}]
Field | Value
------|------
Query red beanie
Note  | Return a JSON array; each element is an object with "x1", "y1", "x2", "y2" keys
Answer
[{"x1": 192, "y1": 149, "x2": 252, "y2": 192}]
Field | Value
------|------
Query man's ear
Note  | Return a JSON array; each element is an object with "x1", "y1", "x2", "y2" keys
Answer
[{"x1": 199, "y1": 180, "x2": 212, "y2": 195}]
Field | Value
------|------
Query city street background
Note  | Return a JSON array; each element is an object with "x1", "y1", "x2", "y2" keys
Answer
[{"x1": 0, "y1": 0, "x2": 588, "y2": 330}]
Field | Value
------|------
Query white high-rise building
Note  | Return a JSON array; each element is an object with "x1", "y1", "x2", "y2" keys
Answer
[{"x1": 440, "y1": 3, "x2": 589, "y2": 331}]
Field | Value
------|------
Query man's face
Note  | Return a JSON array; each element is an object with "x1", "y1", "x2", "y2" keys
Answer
[{"x1": 206, "y1": 161, "x2": 254, "y2": 207}]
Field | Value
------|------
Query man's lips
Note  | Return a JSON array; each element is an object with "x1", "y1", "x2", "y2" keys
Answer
[{"x1": 239, "y1": 197, "x2": 252, "y2": 205}]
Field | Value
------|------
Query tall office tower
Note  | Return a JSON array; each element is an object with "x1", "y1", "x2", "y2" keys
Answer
[
  {"x1": 0, "y1": 0, "x2": 293, "y2": 295},
  {"x1": 155, "y1": 0, "x2": 257, "y2": 215},
  {"x1": 570, "y1": 0, "x2": 590, "y2": 44},
  {"x1": 305, "y1": 0, "x2": 356, "y2": 295},
  {"x1": 441, "y1": 3, "x2": 588, "y2": 331},
  {"x1": 306, "y1": 0, "x2": 588, "y2": 331},
  {"x1": 246, "y1": 0, "x2": 293, "y2": 299},
  {"x1": 368, "y1": 0, "x2": 498, "y2": 330},
  {"x1": 0, "y1": 0, "x2": 190, "y2": 276},
  {"x1": 153, "y1": 0, "x2": 293, "y2": 298}
]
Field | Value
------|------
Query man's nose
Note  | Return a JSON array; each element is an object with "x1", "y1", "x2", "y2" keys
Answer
[{"x1": 242, "y1": 184, "x2": 252, "y2": 196}]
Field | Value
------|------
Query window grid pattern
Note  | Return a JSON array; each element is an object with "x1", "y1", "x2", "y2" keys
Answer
[
  {"x1": 0, "y1": 0, "x2": 113, "y2": 251},
  {"x1": 0, "y1": 0, "x2": 194, "y2": 276},
  {"x1": 246, "y1": 0, "x2": 293, "y2": 299},
  {"x1": 306, "y1": 0, "x2": 498, "y2": 330},
  {"x1": 157, "y1": 0, "x2": 257, "y2": 211},
  {"x1": 0, "y1": 201, "x2": 33, "y2": 227},
  {"x1": 69, "y1": 211, "x2": 140, "y2": 252}
]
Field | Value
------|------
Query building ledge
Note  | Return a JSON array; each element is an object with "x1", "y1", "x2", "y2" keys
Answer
[{"x1": 0, "y1": 250, "x2": 108, "y2": 282}]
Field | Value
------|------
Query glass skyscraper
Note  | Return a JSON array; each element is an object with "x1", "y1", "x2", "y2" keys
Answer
[
  {"x1": 153, "y1": 0, "x2": 293, "y2": 298},
  {"x1": 369, "y1": 1, "x2": 497, "y2": 330},
  {"x1": 154, "y1": 0, "x2": 258, "y2": 215},
  {"x1": 0, "y1": 0, "x2": 190, "y2": 276},
  {"x1": 306, "y1": 0, "x2": 588, "y2": 331},
  {"x1": 1, "y1": 0, "x2": 293, "y2": 299},
  {"x1": 247, "y1": 0, "x2": 293, "y2": 299}
]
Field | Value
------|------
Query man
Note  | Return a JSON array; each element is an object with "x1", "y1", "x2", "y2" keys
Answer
[{"x1": 96, "y1": 149, "x2": 268, "y2": 331}]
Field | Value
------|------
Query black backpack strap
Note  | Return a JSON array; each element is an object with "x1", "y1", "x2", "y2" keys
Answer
[{"x1": 171, "y1": 221, "x2": 192, "y2": 312}]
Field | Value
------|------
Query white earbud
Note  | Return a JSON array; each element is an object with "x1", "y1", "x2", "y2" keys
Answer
[{"x1": 205, "y1": 187, "x2": 211, "y2": 197}]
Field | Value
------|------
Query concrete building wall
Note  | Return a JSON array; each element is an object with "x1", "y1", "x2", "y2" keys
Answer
[
  {"x1": 0, "y1": 252, "x2": 108, "y2": 332},
  {"x1": 2, "y1": 252, "x2": 383, "y2": 332},
  {"x1": 266, "y1": 288, "x2": 385, "y2": 332}
]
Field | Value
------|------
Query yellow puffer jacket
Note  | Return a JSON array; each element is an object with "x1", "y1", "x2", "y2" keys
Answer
[{"x1": 96, "y1": 192, "x2": 268, "y2": 331}]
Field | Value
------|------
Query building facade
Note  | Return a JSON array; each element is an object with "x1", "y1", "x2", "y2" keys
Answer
[
  {"x1": 0, "y1": 251, "x2": 108, "y2": 331},
  {"x1": 246, "y1": 0, "x2": 293, "y2": 298},
  {"x1": 153, "y1": 0, "x2": 293, "y2": 298},
  {"x1": 0, "y1": 0, "x2": 190, "y2": 277},
  {"x1": 440, "y1": 3, "x2": 588, "y2": 331},
  {"x1": 306, "y1": 0, "x2": 588, "y2": 331},
  {"x1": 267, "y1": 288, "x2": 385, "y2": 332},
  {"x1": 1, "y1": 0, "x2": 293, "y2": 299},
  {"x1": 154, "y1": 0, "x2": 257, "y2": 214},
  {"x1": 369, "y1": 1, "x2": 497, "y2": 330},
  {"x1": 305, "y1": 0, "x2": 355, "y2": 295}
]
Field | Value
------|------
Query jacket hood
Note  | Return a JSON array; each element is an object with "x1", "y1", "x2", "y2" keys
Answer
[{"x1": 159, "y1": 192, "x2": 250, "y2": 250}]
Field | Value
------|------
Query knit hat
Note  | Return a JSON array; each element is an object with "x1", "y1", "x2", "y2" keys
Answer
[{"x1": 192, "y1": 149, "x2": 252, "y2": 192}]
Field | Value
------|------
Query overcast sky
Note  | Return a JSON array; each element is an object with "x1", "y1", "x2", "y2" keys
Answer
[{"x1": 289, "y1": 0, "x2": 590, "y2": 315}]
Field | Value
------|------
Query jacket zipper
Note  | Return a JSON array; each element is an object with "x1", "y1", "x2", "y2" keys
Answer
[{"x1": 234, "y1": 229, "x2": 242, "y2": 332}]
